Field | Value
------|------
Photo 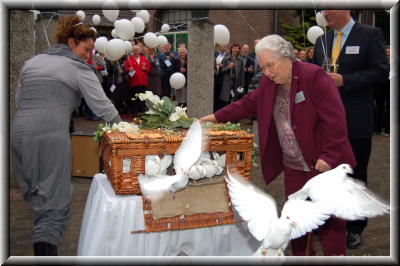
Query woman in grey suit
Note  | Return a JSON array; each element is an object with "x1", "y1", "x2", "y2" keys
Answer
[
  {"x1": 10, "y1": 16, "x2": 121, "y2": 256},
  {"x1": 220, "y1": 43, "x2": 245, "y2": 108}
]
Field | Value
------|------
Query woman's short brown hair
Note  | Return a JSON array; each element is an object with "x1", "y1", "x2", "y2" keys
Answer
[
  {"x1": 230, "y1": 43, "x2": 241, "y2": 54},
  {"x1": 53, "y1": 16, "x2": 96, "y2": 45}
]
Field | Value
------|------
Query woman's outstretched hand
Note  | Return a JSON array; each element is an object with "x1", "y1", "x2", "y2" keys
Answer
[{"x1": 199, "y1": 114, "x2": 217, "y2": 124}]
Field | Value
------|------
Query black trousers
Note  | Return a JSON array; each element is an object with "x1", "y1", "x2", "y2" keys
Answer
[
  {"x1": 214, "y1": 74, "x2": 224, "y2": 112},
  {"x1": 346, "y1": 137, "x2": 372, "y2": 235},
  {"x1": 129, "y1": 86, "x2": 145, "y2": 115},
  {"x1": 373, "y1": 87, "x2": 390, "y2": 134},
  {"x1": 162, "y1": 71, "x2": 172, "y2": 98}
]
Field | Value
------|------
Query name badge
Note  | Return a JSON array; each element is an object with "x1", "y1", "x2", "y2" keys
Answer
[
  {"x1": 295, "y1": 91, "x2": 305, "y2": 104},
  {"x1": 345, "y1": 46, "x2": 360, "y2": 54}
]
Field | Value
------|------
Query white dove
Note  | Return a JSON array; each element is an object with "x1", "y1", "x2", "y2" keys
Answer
[
  {"x1": 138, "y1": 120, "x2": 203, "y2": 200},
  {"x1": 188, "y1": 164, "x2": 206, "y2": 184},
  {"x1": 145, "y1": 155, "x2": 161, "y2": 176},
  {"x1": 288, "y1": 164, "x2": 390, "y2": 220},
  {"x1": 217, "y1": 153, "x2": 226, "y2": 168},
  {"x1": 225, "y1": 168, "x2": 333, "y2": 256},
  {"x1": 157, "y1": 154, "x2": 173, "y2": 175}
]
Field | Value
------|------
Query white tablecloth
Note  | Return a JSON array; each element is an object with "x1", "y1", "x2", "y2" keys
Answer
[{"x1": 77, "y1": 174, "x2": 261, "y2": 256}]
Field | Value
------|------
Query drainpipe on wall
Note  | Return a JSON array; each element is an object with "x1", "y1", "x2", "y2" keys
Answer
[{"x1": 275, "y1": 10, "x2": 278, "y2": 34}]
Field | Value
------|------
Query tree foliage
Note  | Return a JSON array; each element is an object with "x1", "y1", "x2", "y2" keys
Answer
[{"x1": 280, "y1": 10, "x2": 330, "y2": 51}]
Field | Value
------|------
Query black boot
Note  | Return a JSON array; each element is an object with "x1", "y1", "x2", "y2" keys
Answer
[{"x1": 33, "y1": 241, "x2": 58, "y2": 256}]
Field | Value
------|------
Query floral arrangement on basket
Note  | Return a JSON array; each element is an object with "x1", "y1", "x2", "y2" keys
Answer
[
  {"x1": 93, "y1": 118, "x2": 142, "y2": 142},
  {"x1": 136, "y1": 91, "x2": 195, "y2": 129}
]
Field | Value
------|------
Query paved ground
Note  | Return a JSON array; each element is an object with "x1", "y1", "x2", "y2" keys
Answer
[{"x1": 9, "y1": 115, "x2": 391, "y2": 258}]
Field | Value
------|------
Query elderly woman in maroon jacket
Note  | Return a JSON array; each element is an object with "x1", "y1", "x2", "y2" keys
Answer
[{"x1": 200, "y1": 34, "x2": 356, "y2": 256}]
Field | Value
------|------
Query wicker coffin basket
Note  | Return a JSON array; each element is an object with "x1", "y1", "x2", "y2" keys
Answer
[{"x1": 99, "y1": 125, "x2": 254, "y2": 232}]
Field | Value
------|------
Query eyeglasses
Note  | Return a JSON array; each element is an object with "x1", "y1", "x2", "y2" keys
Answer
[{"x1": 259, "y1": 57, "x2": 283, "y2": 73}]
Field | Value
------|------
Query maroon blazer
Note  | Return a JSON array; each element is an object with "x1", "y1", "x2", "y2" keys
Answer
[{"x1": 215, "y1": 60, "x2": 356, "y2": 186}]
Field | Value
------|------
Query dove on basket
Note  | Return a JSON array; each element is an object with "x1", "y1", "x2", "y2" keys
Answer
[
  {"x1": 138, "y1": 120, "x2": 203, "y2": 200},
  {"x1": 225, "y1": 168, "x2": 333, "y2": 256}
]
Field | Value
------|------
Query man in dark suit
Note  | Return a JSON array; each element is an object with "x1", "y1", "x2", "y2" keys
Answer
[
  {"x1": 214, "y1": 44, "x2": 228, "y2": 112},
  {"x1": 312, "y1": 10, "x2": 389, "y2": 249}
]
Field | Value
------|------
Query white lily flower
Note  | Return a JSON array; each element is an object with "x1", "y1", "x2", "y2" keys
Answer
[
  {"x1": 107, "y1": 130, "x2": 112, "y2": 134},
  {"x1": 138, "y1": 93, "x2": 146, "y2": 101},
  {"x1": 102, "y1": 128, "x2": 108, "y2": 132},
  {"x1": 117, "y1": 122, "x2": 132, "y2": 133},
  {"x1": 169, "y1": 112, "x2": 180, "y2": 122},
  {"x1": 132, "y1": 125, "x2": 139, "y2": 134},
  {"x1": 145, "y1": 109, "x2": 157, "y2": 114},
  {"x1": 159, "y1": 100, "x2": 164, "y2": 105},
  {"x1": 112, "y1": 123, "x2": 119, "y2": 130}
]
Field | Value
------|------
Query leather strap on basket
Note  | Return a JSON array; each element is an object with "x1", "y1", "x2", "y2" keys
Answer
[
  {"x1": 144, "y1": 135, "x2": 150, "y2": 149},
  {"x1": 222, "y1": 134, "x2": 228, "y2": 144}
]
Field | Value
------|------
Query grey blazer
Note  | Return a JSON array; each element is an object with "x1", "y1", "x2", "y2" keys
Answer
[
  {"x1": 91, "y1": 53, "x2": 105, "y2": 83},
  {"x1": 220, "y1": 54, "x2": 245, "y2": 102}
]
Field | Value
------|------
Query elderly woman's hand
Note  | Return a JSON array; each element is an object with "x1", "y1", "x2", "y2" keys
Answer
[
  {"x1": 129, "y1": 67, "x2": 134, "y2": 71},
  {"x1": 180, "y1": 68, "x2": 186, "y2": 73},
  {"x1": 199, "y1": 114, "x2": 218, "y2": 124},
  {"x1": 314, "y1": 159, "x2": 332, "y2": 172}
]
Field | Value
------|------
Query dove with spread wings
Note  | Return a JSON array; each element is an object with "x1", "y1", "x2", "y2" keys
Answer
[
  {"x1": 138, "y1": 120, "x2": 203, "y2": 200},
  {"x1": 288, "y1": 164, "x2": 390, "y2": 220},
  {"x1": 225, "y1": 168, "x2": 333, "y2": 256}
]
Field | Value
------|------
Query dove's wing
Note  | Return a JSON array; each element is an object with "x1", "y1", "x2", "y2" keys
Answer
[
  {"x1": 337, "y1": 177, "x2": 390, "y2": 219},
  {"x1": 173, "y1": 120, "x2": 202, "y2": 173},
  {"x1": 226, "y1": 168, "x2": 278, "y2": 241},
  {"x1": 158, "y1": 155, "x2": 173, "y2": 175},
  {"x1": 281, "y1": 199, "x2": 333, "y2": 240},
  {"x1": 138, "y1": 173, "x2": 180, "y2": 196}
]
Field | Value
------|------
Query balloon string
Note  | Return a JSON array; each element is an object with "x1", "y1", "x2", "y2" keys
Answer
[
  {"x1": 41, "y1": 19, "x2": 50, "y2": 48},
  {"x1": 236, "y1": 10, "x2": 259, "y2": 38}
]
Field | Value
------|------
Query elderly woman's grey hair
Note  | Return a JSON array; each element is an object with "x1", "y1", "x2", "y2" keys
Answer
[
  {"x1": 132, "y1": 45, "x2": 141, "y2": 51},
  {"x1": 178, "y1": 47, "x2": 187, "y2": 53},
  {"x1": 255, "y1": 35, "x2": 296, "y2": 62}
]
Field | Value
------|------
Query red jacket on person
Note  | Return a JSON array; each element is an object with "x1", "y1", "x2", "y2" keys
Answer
[
  {"x1": 214, "y1": 60, "x2": 357, "y2": 186},
  {"x1": 125, "y1": 55, "x2": 151, "y2": 88}
]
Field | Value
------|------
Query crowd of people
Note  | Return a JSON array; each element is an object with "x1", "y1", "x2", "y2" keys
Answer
[{"x1": 74, "y1": 41, "x2": 188, "y2": 120}]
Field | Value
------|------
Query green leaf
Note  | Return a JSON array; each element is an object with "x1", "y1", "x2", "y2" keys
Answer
[
  {"x1": 98, "y1": 123, "x2": 104, "y2": 130},
  {"x1": 145, "y1": 99, "x2": 168, "y2": 117},
  {"x1": 171, "y1": 101, "x2": 178, "y2": 112},
  {"x1": 246, "y1": 128, "x2": 251, "y2": 132},
  {"x1": 157, "y1": 102, "x2": 170, "y2": 115},
  {"x1": 139, "y1": 115, "x2": 150, "y2": 120},
  {"x1": 169, "y1": 121, "x2": 181, "y2": 128},
  {"x1": 162, "y1": 96, "x2": 173, "y2": 112},
  {"x1": 178, "y1": 119, "x2": 192, "y2": 128}
]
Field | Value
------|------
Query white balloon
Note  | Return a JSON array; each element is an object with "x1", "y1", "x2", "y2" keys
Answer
[
  {"x1": 161, "y1": 24, "x2": 170, "y2": 33},
  {"x1": 102, "y1": 0, "x2": 119, "y2": 22},
  {"x1": 131, "y1": 17, "x2": 145, "y2": 33},
  {"x1": 170, "y1": 73, "x2": 186, "y2": 90},
  {"x1": 316, "y1": 12, "x2": 328, "y2": 28},
  {"x1": 214, "y1": 24, "x2": 230, "y2": 45},
  {"x1": 143, "y1": 32, "x2": 158, "y2": 48},
  {"x1": 76, "y1": 10, "x2": 85, "y2": 21},
  {"x1": 115, "y1": 19, "x2": 136, "y2": 40},
  {"x1": 136, "y1": 10, "x2": 150, "y2": 24},
  {"x1": 157, "y1": 35, "x2": 168, "y2": 47},
  {"x1": 105, "y1": 38, "x2": 127, "y2": 60},
  {"x1": 307, "y1": 26, "x2": 324, "y2": 45},
  {"x1": 92, "y1": 14, "x2": 101, "y2": 25},
  {"x1": 125, "y1": 41, "x2": 133, "y2": 53},
  {"x1": 104, "y1": 46, "x2": 120, "y2": 61},
  {"x1": 111, "y1": 29, "x2": 119, "y2": 38},
  {"x1": 94, "y1": 36, "x2": 108, "y2": 53}
]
